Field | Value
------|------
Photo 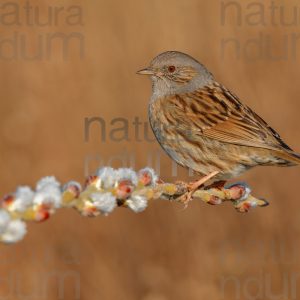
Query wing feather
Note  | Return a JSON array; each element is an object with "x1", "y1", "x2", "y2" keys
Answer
[{"x1": 166, "y1": 83, "x2": 293, "y2": 152}]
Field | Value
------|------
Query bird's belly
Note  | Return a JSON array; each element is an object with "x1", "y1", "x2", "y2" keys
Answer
[
  {"x1": 150, "y1": 116, "x2": 254, "y2": 179},
  {"x1": 148, "y1": 100, "x2": 263, "y2": 180}
]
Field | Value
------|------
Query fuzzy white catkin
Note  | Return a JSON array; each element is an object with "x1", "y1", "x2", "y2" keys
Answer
[
  {"x1": 0, "y1": 210, "x2": 11, "y2": 234},
  {"x1": 138, "y1": 167, "x2": 159, "y2": 186},
  {"x1": 63, "y1": 181, "x2": 82, "y2": 192},
  {"x1": 96, "y1": 167, "x2": 117, "y2": 189},
  {"x1": 34, "y1": 176, "x2": 62, "y2": 208},
  {"x1": 1, "y1": 219, "x2": 27, "y2": 244},
  {"x1": 90, "y1": 192, "x2": 117, "y2": 215},
  {"x1": 115, "y1": 168, "x2": 138, "y2": 186},
  {"x1": 126, "y1": 195, "x2": 148, "y2": 213},
  {"x1": 36, "y1": 176, "x2": 60, "y2": 191},
  {"x1": 10, "y1": 186, "x2": 35, "y2": 213}
]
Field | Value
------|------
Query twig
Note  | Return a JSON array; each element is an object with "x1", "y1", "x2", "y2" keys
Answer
[{"x1": 0, "y1": 167, "x2": 269, "y2": 244}]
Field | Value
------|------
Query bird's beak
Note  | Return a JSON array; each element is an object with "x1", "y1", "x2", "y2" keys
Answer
[{"x1": 136, "y1": 67, "x2": 155, "y2": 76}]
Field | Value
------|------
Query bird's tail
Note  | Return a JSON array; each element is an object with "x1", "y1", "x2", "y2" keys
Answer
[{"x1": 278, "y1": 150, "x2": 300, "y2": 166}]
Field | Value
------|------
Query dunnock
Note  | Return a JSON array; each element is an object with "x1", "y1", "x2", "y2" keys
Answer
[{"x1": 137, "y1": 51, "x2": 300, "y2": 195}]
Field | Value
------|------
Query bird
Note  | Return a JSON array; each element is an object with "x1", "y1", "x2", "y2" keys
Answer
[{"x1": 137, "y1": 51, "x2": 300, "y2": 201}]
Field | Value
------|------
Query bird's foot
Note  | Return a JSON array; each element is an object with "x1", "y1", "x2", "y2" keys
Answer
[{"x1": 178, "y1": 171, "x2": 219, "y2": 208}]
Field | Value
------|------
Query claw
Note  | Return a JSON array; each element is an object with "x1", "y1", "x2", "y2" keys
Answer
[
  {"x1": 178, "y1": 171, "x2": 219, "y2": 208},
  {"x1": 178, "y1": 190, "x2": 195, "y2": 209}
]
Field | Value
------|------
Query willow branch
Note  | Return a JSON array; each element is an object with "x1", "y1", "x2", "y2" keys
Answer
[{"x1": 0, "y1": 167, "x2": 268, "y2": 244}]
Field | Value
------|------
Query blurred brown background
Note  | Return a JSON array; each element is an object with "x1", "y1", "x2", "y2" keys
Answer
[{"x1": 1, "y1": 0, "x2": 300, "y2": 299}]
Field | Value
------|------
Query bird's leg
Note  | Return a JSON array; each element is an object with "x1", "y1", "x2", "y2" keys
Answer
[{"x1": 179, "y1": 171, "x2": 219, "y2": 207}]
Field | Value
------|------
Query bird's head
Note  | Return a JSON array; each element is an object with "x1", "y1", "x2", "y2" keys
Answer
[{"x1": 137, "y1": 51, "x2": 213, "y2": 98}]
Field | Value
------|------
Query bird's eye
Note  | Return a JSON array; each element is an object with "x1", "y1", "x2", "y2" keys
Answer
[{"x1": 168, "y1": 65, "x2": 176, "y2": 73}]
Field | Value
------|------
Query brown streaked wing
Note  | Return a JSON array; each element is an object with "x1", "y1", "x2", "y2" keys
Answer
[{"x1": 165, "y1": 83, "x2": 293, "y2": 152}]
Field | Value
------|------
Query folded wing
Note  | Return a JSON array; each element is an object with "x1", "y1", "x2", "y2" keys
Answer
[{"x1": 167, "y1": 82, "x2": 293, "y2": 152}]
